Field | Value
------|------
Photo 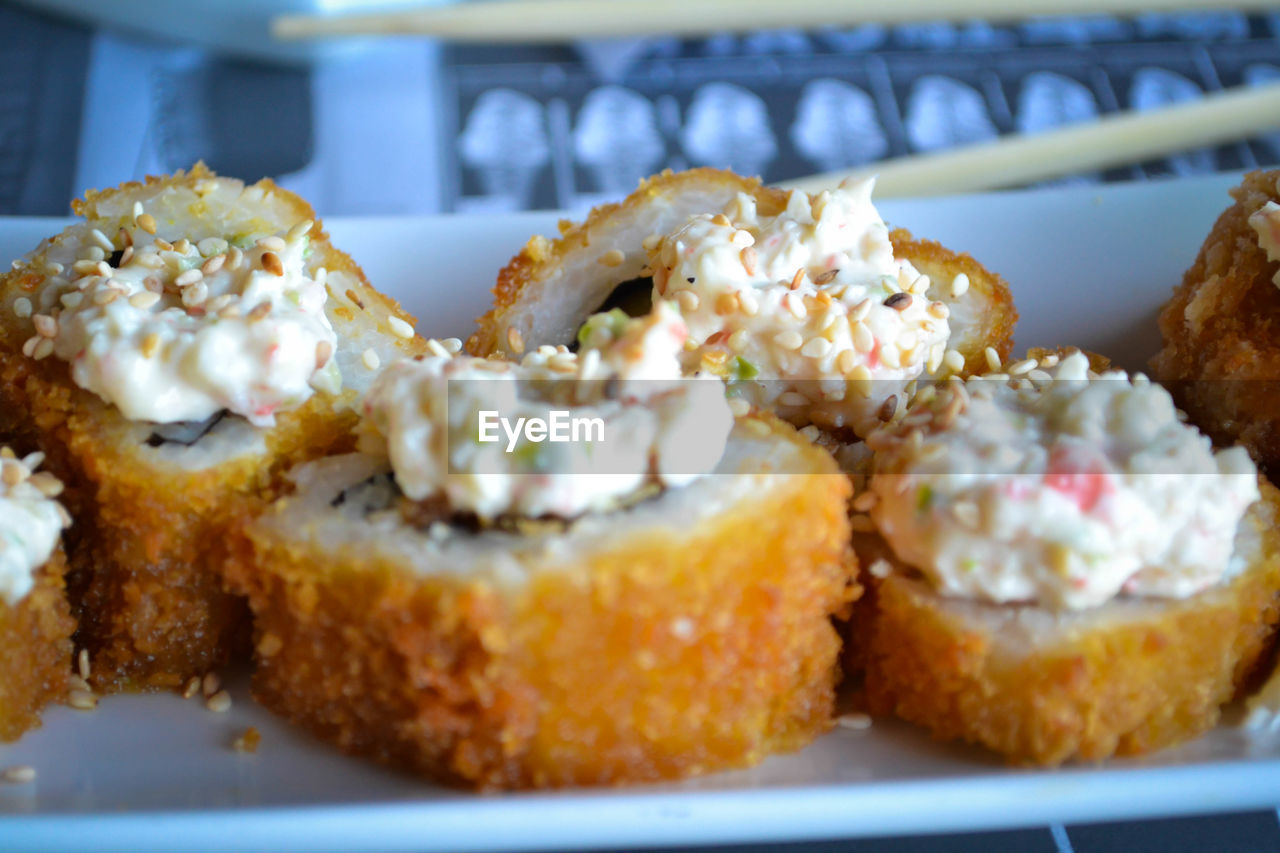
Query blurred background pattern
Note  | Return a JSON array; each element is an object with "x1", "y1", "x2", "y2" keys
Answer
[{"x1": 1, "y1": 3, "x2": 1279, "y2": 217}]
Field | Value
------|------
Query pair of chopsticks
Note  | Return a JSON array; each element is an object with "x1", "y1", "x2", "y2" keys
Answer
[
  {"x1": 273, "y1": 0, "x2": 1276, "y2": 42},
  {"x1": 273, "y1": 0, "x2": 1280, "y2": 196}
]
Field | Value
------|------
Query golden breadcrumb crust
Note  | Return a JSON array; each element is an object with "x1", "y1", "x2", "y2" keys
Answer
[
  {"x1": 0, "y1": 547, "x2": 74, "y2": 741},
  {"x1": 1151, "y1": 169, "x2": 1280, "y2": 473},
  {"x1": 0, "y1": 165, "x2": 420, "y2": 692},
  {"x1": 467, "y1": 167, "x2": 1017, "y2": 373},
  {"x1": 848, "y1": 481, "x2": 1280, "y2": 765},
  {"x1": 225, "y1": 428, "x2": 856, "y2": 789}
]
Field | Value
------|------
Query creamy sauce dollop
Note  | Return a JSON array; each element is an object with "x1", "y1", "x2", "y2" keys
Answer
[
  {"x1": 868, "y1": 352, "x2": 1258, "y2": 610},
  {"x1": 0, "y1": 449, "x2": 70, "y2": 606}
]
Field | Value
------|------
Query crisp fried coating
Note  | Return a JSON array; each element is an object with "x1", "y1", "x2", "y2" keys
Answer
[
  {"x1": 848, "y1": 481, "x2": 1280, "y2": 765},
  {"x1": 1152, "y1": 169, "x2": 1280, "y2": 473},
  {"x1": 468, "y1": 168, "x2": 1016, "y2": 373},
  {"x1": 0, "y1": 548, "x2": 74, "y2": 741},
  {"x1": 0, "y1": 165, "x2": 423, "y2": 692},
  {"x1": 225, "y1": 420, "x2": 856, "y2": 789}
]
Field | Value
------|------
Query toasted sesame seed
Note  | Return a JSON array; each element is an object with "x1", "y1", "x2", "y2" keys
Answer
[
  {"x1": 226, "y1": 247, "x2": 243, "y2": 270},
  {"x1": 77, "y1": 649, "x2": 91, "y2": 681},
  {"x1": 714, "y1": 293, "x2": 737, "y2": 315},
  {"x1": 1028, "y1": 369, "x2": 1053, "y2": 383},
  {"x1": 137, "y1": 213, "x2": 157, "y2": 235},
  {"x1": 850, "y1": 298, "x2": 872, "y2": 323},
  {"x1": 258, "y1": 236, "x2": 287, "y2": 252},
  {"x1": 674, "y1": 289, "x2": 700, "y2": 313},
  {"x1": 207, "y1": 294, "x2": 234, "y2": 313},
  {"x1": 182, "y1": 677, "x2": 201, "y2": 699},
  {"x1": 884, "y1": 292, "x2": 912, "y2": 311},
  {"x1": 128, "y1": 291, "x2": 160, "y2": 309},
  {"x1": 943, "y1": 349, "x2": 965, "y2": 373},
  {"x1": 201, "y1": 254, "x2": 226, "y2": 276},
  {"x1": 837, "y1": 713, "x2": 873, "y2": 730},
  {"x1": 388, "y1": 316, "x2": 414, "y2": 339},
  {"x1": 233, "y1": 726, "x2": 262, "y2": 754},
  {"x1": 248, "y1": 301, "x2": 272, "y2": 322},
  {"x1": 287, "y1": 220, "x2": 315, "y2": 242},
  {"x1": 82, "y1": 246, "x2": 106, "y2": 263},
  {"x1": 176, "y1": 238, "x2": 195, "y2": 255},
  {"x1": 984, "y1": 346, "x2": 1002, "y2": 371},
  {"x1": 32, "y1": 338, "x2": 54, "y2": 361},
  {"x1": 68, "y1": 689, "x2": 97, "y2": 711},
  {"x1": 140, "y1": 333, "x2": 161, "y2": 359},
  {"x1": 506, "y1": 326, "x2": 524, "y2": 353},
  {"x1": 261, "y1": 251, "x2": 284, "y2": 277},
  {"x1": 836, "y1": 348, "x2": 858, "y2": 375},
  {"x1": 154, "y1": 237, "x2": 174, "y2": 252},
  {"x1": 2, "y1": 766, "x2": 36, "y2": 784},
  {"x1": 206, "y1": 690, "x2": 232, "y2": 713},
  {"x1": 928, "y1": 301, "x2": 950, "y2": 319},
  {"x1": 774, "y1": 329, "x2": 804, "y2": 350},
  {"x1": 790, "y1": 268, "x2": 805, "y2": 290},
  {"x1": 950, "y1": 272, "x2": 970, "y2": 298},
  {"x1": 118, "y1": 246, "x2": 134, "y2": 267},
  {"x1": 202, "y1": 672, "x2": 221, "y2": 698},
  {"x1": 878, "y1": 395, "x2": 898, "y2": 422},
  {"x1": 181, "y1": 282, "x2": 208, "y2": 307},
  {"x1": 44, "y1": 261, "x2": 63, "y2": 275},
  {"x1": 71, "y1": 259, "x2": 98, "y2": 276},
  {"x1": 174, "y1": 268, "x2": 203, "y2": 288},
  {"x1": 740, "y1": 246, "x2": 758, "y2": 276},
  {"x1": 314, "y1": 340, "x2": 333, "y2": 369},
  {"x1": 1038, "y1": 353, "x2": 1060, "y2": 368},
  {"x1": 12, "y1": 297, "x2": 32, "y2": 319},
  {"x1": 711, "y1": 213, "x2": 732, "y2": 227},
  {"x1": 598, "y1": 249, "x2": 625, "y2": 267},
  {"x1": 60, "y1": 292, "x2": 83, "y2": 311},
  {"x1": 727, "y1": 329, "x2": 749, "y2": 352},
  {"x1": 196, "y1": 237, "x2": 228, "y2": 257},
  {"x1": 361, "y1": 348, "x2": 381, "y2": 370}
]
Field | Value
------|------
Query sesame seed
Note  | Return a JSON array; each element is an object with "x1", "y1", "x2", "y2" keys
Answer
[
  {"x1": 727, "y1": 329, "x2": 749, "y2": 352},
  {"x1": 1038, "y1": 353, "x2": 1060, "y2": 368},
  {"x1": 388, "y1": 316, "x2": 414, "y2": 339},
  {"x1": 852, "y1": 322, "x2": 875, "y2": 353},
  {"x1": 506, "y1": 326, "x2": 524, "y2": 353},
  {"x1": 12, "y1": 297, "x2": 32, "y2": 319},
  {"x1": 89, "y1": 228, "x2": 115, "y2": 251},
  {"x1": 71, "y1": 259, "x2": 98, "y2": 276},
  {"x1": 928, "y1": 301, "x2": 950, "y2": 319},
  {"x1": 779, "y1": 391, "x2": 810, "y2": 407},
  {"x1": 425, "y1": 339, "x2": 451, "y2": 358},
  {"x1": 744, "y1": 418, "x2": 772, "y2": 437},
  {"x1": 884, "y1": 292, "x2": 912, "y2": 311},
  {"x1": 785, "y1": 294, "x2": 807, "y2": 320},
  {"x1": 197, "y1": 237, "x2": 228, "y2": 257},
  {"x1": 711, "y1": 213, "x2": 732, "y2": 227},
  {"x1": 154, "y1": 238, "x2": 174, "y2": 252},
  {"x1": 82, "y1": 246, "x2": 106, "y2": 263},
  {"x1": 878, "y1": 395, "x2": 898, "y2": 422},
  {"x1": 45, "y1": 262, "x2": 63, "y2": 275},
  {"x1": 68, "y1": 689, "x2": 97, "y2": 710},
  {"x1": 790, "y1": 268, "x2": 805, "y2": 290},
  {"x1": 1028, "y1": 369, "x2": 1053, "y2": 383},
  {"x1": 674, "y1": 289, "x2": 700, "y2": 312},
  {"x1": 852, "y1": 490, "x2": 878, "y2": 512},
  {"x1": 880, "y1": 345, "x2": 902, "y2": 369},
  {"x1": 984, "y1": 346, "x2": 1002, "y2": 371},
  {"x1": 837, "y1": 713, "x2": 873, "y2": 730},
  {"x1": 181, "y1": 282, "x2": 209, "y2": 308},
  {"x1": 849, "y1": 364, "x2": 873, "y2": 396},
  {"x1": 850, "y1": 298, "x2": 872, "y2": 323},
  {"x1": 119, "y1": 246, "x2": 134, "y2": 267},
  {"x1": 314, "y1": 340, "x2": 333, "y2": 370},
  {"x1": 78, "y1": 649, "x2": 91, "y2": 681},
  {"x1": 141, "y1": 333, "x2": 161, "y2": 359},
  {"x1": 136, "y1": 252, "x2": 164, "y2": 270},
  {"x1": 258, "y1": 236, "x2": 287, "y2": 252},
  {"x1": 261, "y1": 251, "x2": 284, "y2": 277},
  {"x1": 201, "y1": 254, "x2": 226, "y2": 276},
  {"x1": 950, "y1": 272, "x2": 970, "y2": 298},
  {"x1": 248, "y1": 301, "x2": 273, "y2": 322},
  {"x1": 2, "y1": 766, "x2": 36, "y2": 784},
  {"x1": 182, "y1": 677, "x2": 201, "y2": 699},
  {"x1": 774, "y1": 329, "x2": 804, "y2": 350},
  {"x1": 715, "y1": 293, "x2": 737, "y2": 315},
  {"x1": 21, "y1": 336, "x2": 39, "y2": 358},
  {"x1": 233, "y1": 726, "x2": 262, "y2": 754},
  {"x1": 287, "y1": 220, "x2": 314, "y2": 242},
  {"x1": 206, "y1": 690, "x2": 232, "y2": 713},
  {"x1": 1008, "y1": 358, "x2": 1036, "y2": 376},
  {"x1": 132, "y1": 201, "x2": 144, "y2": 220},
  {"x1": 207, "y1": 294, "x2": 234, "y2": 313},
  {"x1": 226, "y1": 247, "x2": 243, "y2": 270},
  {"x1": 137, "y1": 213, "x2": 157, "y2": 235},
  {"x1": 598, "y1": 249, "x2": 625, "y2": 267},
  {"x1": 801, "y1": 337, "x2": 832, "y2": 358},
  {"x1": 943, "y1": 349, "x2": 966, "y2": 373},
  {"x1": 740, "y1": 246, "x2": 758, "y2": 276},
  {"x1": 29, "y1": 472, "x2": 63, "y2": 497},
  {"x1": 813, "y1": 269, "x2": 839, "y2": 285},
  {"x1": 737, "y1": 290, "x2": 759, "y2": 315},
  {"x1": 361, "y1": 348, "x2": 380, "y2": 370},
  {"x1": 174, "y1": 268, "x2": 203, "y2": 288},
  {"x1": 95, "y1": 261, "x2": 113, "y2": 278},
  {"x1": 728, "y1": 397, "x2": 751, "y2": 417},
  {"x1": 32, "y1": 338, "x2": 54, "y2": 361},
  {"x1": 128, "y1": 291, "x2": 160, "y2": 309},
  {"x1": 202, "y1": 672, "x2": 221, "y2": 698},
  {"x1": 836, "y1": 348, "x2": 858, "y2": 374}
]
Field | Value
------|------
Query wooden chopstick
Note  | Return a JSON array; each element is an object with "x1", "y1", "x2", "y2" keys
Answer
[
  {"x1": 780, "y1": 82, "x2": 1280, "y2": 197},
  {"x1": 274, "y1": 0, "x2": 1273, "y2": 42}
]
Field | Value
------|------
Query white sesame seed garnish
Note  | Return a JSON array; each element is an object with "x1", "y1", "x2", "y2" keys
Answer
[
  {"x1": 182, "y1": 677, "x2": 201, "y2": 699},
  {"x1": 2, "y1": 766, "x2": 36, "y2": 784},
  {"x1": 181, "y1": 282, "x2": 208, "y2": 307},
  {"x1": 12, "y1": 297, "x2": 32, "y2": 319},
  {"x1": 136, "y1": 213, "x2": 157, "y2": 235},
  {"x1": 727, "y1": 397, "x2": 751, "y2": 417},
  {"x1": 361, "y1": 348, "x2": 381, "y2": 370},
  {"x1": 82, "y1": 246, "x2": 106, "y2": 263},
  {"x1": 314, "y1": 340, "x2": 333, "y2": 370},
  {"x1": 388, "y1": 316, "x2": 414, "y2": 339},
  {"x1": 507, "y1": 326, "x2": 525, "y2": 353},
  {"x1": 206, "y1": 690, "x2": 232, "y2": 713},
  {"x1": 943, "y1": 349, "x2": 966, "y2": 373},
  {"x1": 784, "y1": 294, "x2": 807, "y2": 320},
  {"x1": 287, "y1": 220, "x2": 314, "y2": 242},
  {"x1": 174, "y1": 268, "x2": 202, "y2": 287},
  {"x1": 197, "y1": 237, "x2": 228, "y2": 257},
  {"x1": 837, "y1": 713, "x2": 873, "y2": 730},
  {"x1": 744, "y1": 418, "x2": 772, "y2": 437},
  {"x1": 869, "y1": 558, "x2": 892, "y2": 578},
  {"x1": 950, "y1": 272, "x2": 970, "y2": 298},
  {"x1": 801, "y1": 337, "x2": 832, "y2": 358},
  {"x1": 258, "y1": 236, "x2": 286, "y2": 253},
  {"x1": 727, "y1": 329, "x2": 749, "y2": 352},
  {"x1": 737, "y1": 290, "x2": 759, "y2": 315},
  {"x1": 598, "y1": 249, "x2": 625, "y2": 267},
  {"x1": 1008, "y1": 358, "x2": 1036, "y2": 376},
  {"x1": 68, "y1": 689, "x2": 97, "y2": 711},
  {"x1": 852, "y1": 323, "x2": 875, "y2": 353},
  {"x1": 774, "y1": 329, "x2": 804, "y2": 350},
  {"x1": 202, "y1": 672, "x2": 221, "y2": 698},
  {"x1": 425, "y1": 339, "x2": 451, "y2": 358},
  {"x1": 32, "y1": 338, "x2": 55, "y2": 361},
  {"x1": 128, "y1": 291, "x2": 160, "y2": 309},
  {"x1": 88, "y1": 228, "x2": 115, "y2": 251},
  {"x1": 78, "y1": 649, "x2": 91, "y2": 681},
  {"x1": 984, "y1": 346, "x2": 1002, "y2": 372}
]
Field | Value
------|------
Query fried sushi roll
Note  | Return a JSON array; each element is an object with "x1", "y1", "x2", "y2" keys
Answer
[
  {"x1": 1152, "y1": 168, "x2": 1280, "y2": 474},
  {"x1": 227, "y1": 306, "x2": 856, "y2": 789},
  {"x1": 0, "y1": 447, "x2": 75, "y2": 740},
  {"x1": 848, "y1": 350, "x2": 1280, "y2": 765},
  {"x1": 469, "y1": 168, "x2": 1016, "y2": 439},
  {"x1": 0, "y1": 165, "x2": 423, "y2": 691}
]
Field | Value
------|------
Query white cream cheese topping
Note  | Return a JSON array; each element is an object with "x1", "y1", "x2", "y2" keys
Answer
[
  {"x1": 362, "y1": 303, "x2": 733, "y2": 520},
  {"x1": 868, "y1": 351, "x2": 1259, "y2": 610},
  {"x1": 647, "y1": 178, "x2": 951, "y2": 436},
  {"x1": 1248, "y1": 200, "x2": 1280, "y2": 288},
  {"x1": 18, "y1": 189, "x2": 338, "y2": 427},
  {"x1": 0, "y1": 449, "x2": 70, "y2": 606}
]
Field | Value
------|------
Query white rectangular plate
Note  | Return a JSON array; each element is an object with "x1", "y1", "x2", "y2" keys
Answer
[{"x1": 1, "y1": 172, "x2": 1277, "y2": 852}]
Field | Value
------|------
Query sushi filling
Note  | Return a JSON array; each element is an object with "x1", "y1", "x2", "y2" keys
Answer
[
  {"x1": 866, "y1": 351, "x2": 1259, "y2": 610},
  {"x1": 362, "y1": 303, "x2": 733, "y2": 522},
  {"x1": 0, "y1": 448, "x2": 70, "y2": 606},
  {"x1": 13, "y1": 180, "x2": 339, "y2": 428},
  {"x1": 644, "y1": 178, "x2": 957, "y2": 436}
]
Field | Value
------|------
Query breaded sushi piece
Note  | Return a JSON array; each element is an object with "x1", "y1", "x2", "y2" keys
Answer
[
  {"x1": 0, "y1": 447, "x2": 75, "y2": 740},
  {"x1": 1152, "y1": 169, "x2": 1280, "y2": 473},
  {"x1": 849, "y1": 350, "x2": 1278, "y2": 765},
  {"x1": 227, "y1": 312, "x2": 856, "y2": 789},
  {"x1": 0, "y1": 165, "x2": 423, "y2": 691},
  {"x1": 468, "y1": 168, "x2": 1016, "y2": 379}
]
